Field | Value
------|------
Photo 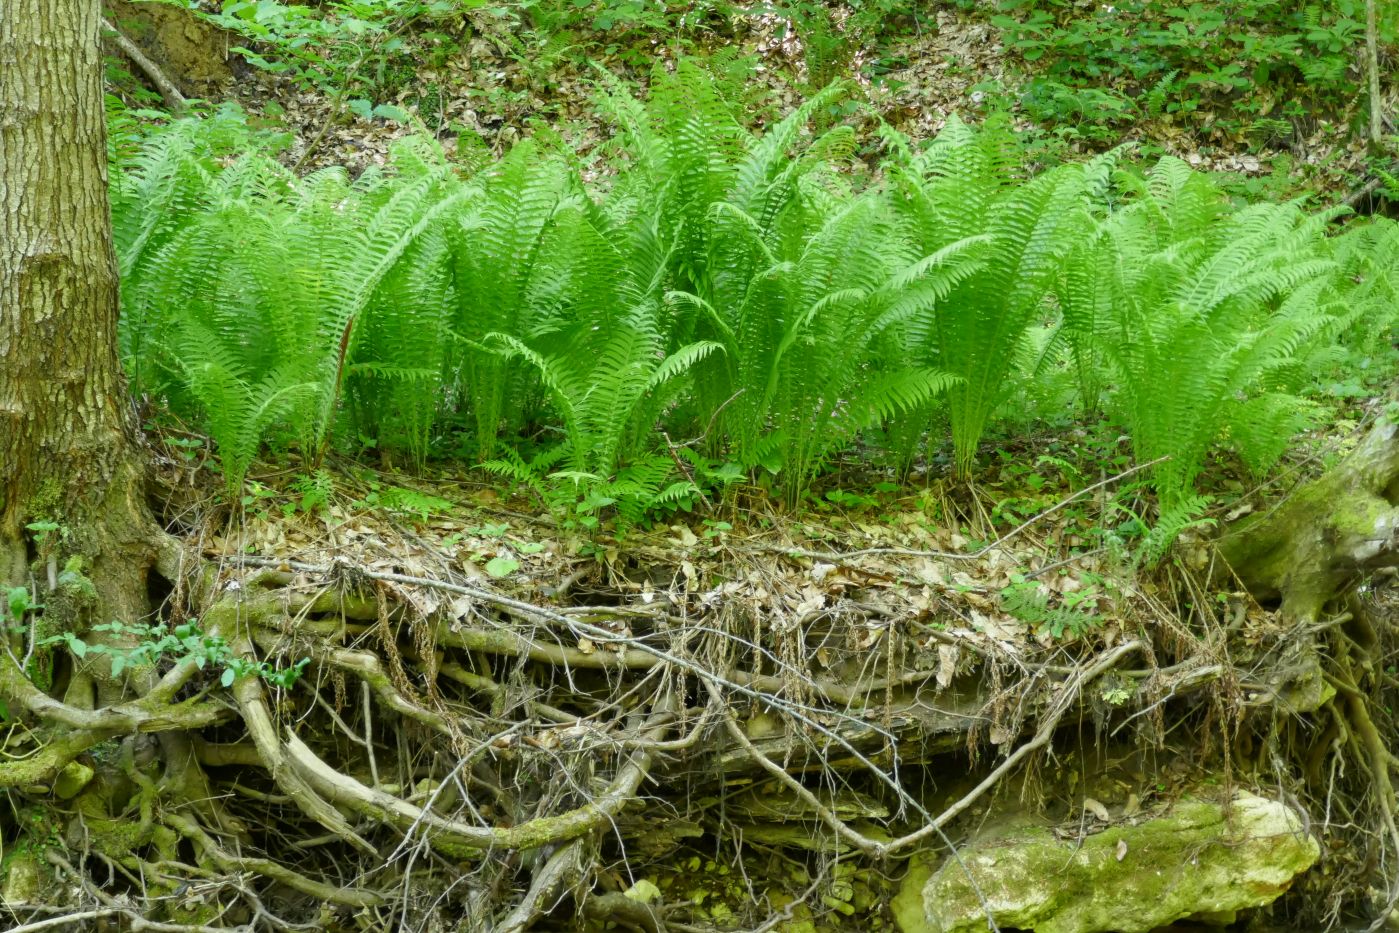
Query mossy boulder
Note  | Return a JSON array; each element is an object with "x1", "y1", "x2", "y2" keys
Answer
[
  {"x1": 1, "y1": 847, "x2": 49, "y2": 905},
  {"x1": 894, "y1": 791, "x2": 1318, "y2": 933}
]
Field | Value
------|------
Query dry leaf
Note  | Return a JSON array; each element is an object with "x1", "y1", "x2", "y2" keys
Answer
[
  {"x1": 794, "y1": 588, "x2": 825, "y2": 615},
  {"x1": 936, "y1": 643, "x2": 959, "y2": 689},
  {"x1": 1083, "y1": 797, "x2": 1110, "y2": 822}
]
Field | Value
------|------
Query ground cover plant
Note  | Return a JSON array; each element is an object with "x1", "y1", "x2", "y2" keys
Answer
[
  {"x1": 113, "y1": 72, "x2": 1398, "y2": 538},
  {"x1": 138, "y1": 0, "x2": 1397, "y2": 201}
]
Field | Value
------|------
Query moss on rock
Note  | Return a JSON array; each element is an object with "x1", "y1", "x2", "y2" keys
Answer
[
  {"x1": 0, "y1": 845, "x2": 50, "y2": 906},
  {"x1": 895, "y1": 792, "x2": 1319, "y2": 933}
]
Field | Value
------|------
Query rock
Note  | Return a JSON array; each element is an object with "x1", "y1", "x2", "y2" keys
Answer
[
  {"x1": 893, "y1": 792, "x2": 1319, "y2": 933},
  {"x1": 1, "y1": 847, "x2": 49, "y2": 905}
]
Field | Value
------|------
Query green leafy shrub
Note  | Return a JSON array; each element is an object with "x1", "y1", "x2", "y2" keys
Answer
[
  {"x1": 989, "y1": 0, "x2": 1387, "y2": 138},
  {"x1": 196, "y1": 0, "x2": 463, "y2": 98}
]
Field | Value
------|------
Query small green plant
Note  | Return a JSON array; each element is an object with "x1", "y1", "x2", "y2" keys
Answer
[
  {"x1": 25, "y1": 520, "x2": 60, "y2": 543},
  {"x1": 989, "y1": 0, "x2": 1375, "y2": 140},
  {"x1": 1100, "y1": 679, "x2": 1132, "y2": 706},
  {"x1": 165, "y1": 435, "x2": 207, "y2": 463},
  {"x1": 4, "y1": 587, "x2": 40, "y2": 624},
  {"x1": 354, "y1": 483, "x2": 455, "y2": 520},
  {"x1": 484, "y1": 555, "x2": 520, "y2": 578},
  {"x1": 999, "y1": 573, "x2": 1106, "y2": 640},
  {"x1": 40, "y1": 620, "x2": 309, "y2": 688},
  {"x1": 486, "y1": 446, "x2": 739, "y2": 532},
  {"x1": 701, "y1": 519, "x2": 732, "y2": 541},
  {"x1": 240, "y1": 481, "x2": 280, "y2": 520},
  {"x1": 197, "y1": 0, "x2": 461, "y2": 98},
  {"x1": 822, "y1": 489, "x2": 880, "y2": 511},
  {"x1": 287, "y1": 470, "x2": 334, "y2": 516}
]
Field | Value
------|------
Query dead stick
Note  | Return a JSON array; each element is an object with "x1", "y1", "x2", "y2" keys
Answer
[{"x1": 101, "y1": 18, "x2": 186, "y2": 113}]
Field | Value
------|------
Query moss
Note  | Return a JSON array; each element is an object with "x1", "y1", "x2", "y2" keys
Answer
[
  {"x1": 1330, "y1": 494, "x2": 1391, "y2": 540},
  {"x1": 427, "y1": 835, "x2": 488, "y2": 861},
  {"x1": 89, "y1": 738, "x2": 122, "y2": 767},
  {"x1": 49, "y1": 558, "x2": 97, "y2": 611},
  {"x1": 898, "y1": 792, "x2": 1320, "y2": 933},
  {"x1": 892, "y1": 854, "x2": 938, "y2": 933},
  {"x1": 167, "y1": 902, "x2": 225, "y2": 925},
  {"x1": 23, "y1": 479, "x2": 63, "y2": 523},
  {"x1": 36, "y1": 556, "x2": 100, "y2": 640},
  {"x1": 151, "y1": 824, "x2": 179, "y2": 862},
  {"x1": 56, "y1": 557, "x2": 96, "y2": 599},
  {"x1": 73, "y1": 790, "x2": 168, "y2": 859},
  {"x1": 84, "y1": 815, "x2": 151, "y2": 857},
  {"x1": 23, "y1": 650, "x2": 53, "y2": 693},
  {"x1": 53, "y1": 760, "x2": 94, "y2": 799},
  {"x1": 0, "y1": 748, "x2": 65, "y2": 789},
  {"x1": 0, "y1": 845, "x2": 49, "y2": 906}
]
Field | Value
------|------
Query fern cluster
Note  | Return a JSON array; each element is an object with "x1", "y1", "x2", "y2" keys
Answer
[{"x1": 112, "y1": 75, "x2": 1398, "y2": 524}]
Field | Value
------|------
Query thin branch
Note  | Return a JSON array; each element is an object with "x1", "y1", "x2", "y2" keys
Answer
[
  {"x1": 6, "y1": 910, "x2": 124, "y2": 933},
  {"x1": 101, "y1": 18, "x2": 187, "y2": 113}
]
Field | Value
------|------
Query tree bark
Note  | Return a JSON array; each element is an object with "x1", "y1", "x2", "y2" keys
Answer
[
  {"x1": 1366, "y1": 0, "x2": 1384, "y2": 147},
  {"x1": 0, "y1": 0, "x2": 156, "y2": 645}
]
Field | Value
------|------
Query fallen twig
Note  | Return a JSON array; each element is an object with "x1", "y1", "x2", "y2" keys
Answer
[{"x1": 101, "y1": 18, "x2": 187, "y2": 112}]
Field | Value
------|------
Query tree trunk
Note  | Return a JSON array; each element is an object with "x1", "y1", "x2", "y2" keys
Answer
[
  {"x1": 0, "y1": 0, "x2": 156, "y2": 664},
  {"x1": 1366, "y1": 0, "x2": 1384, "y2": 148}
]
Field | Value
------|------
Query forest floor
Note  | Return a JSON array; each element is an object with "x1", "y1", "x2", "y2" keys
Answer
[
  {"x1": 109, "y1": 0, "x2": 1387, "y2": 199},
  {"x1": 121, "y1": 391, "x2": 1397, "y2": 931}
]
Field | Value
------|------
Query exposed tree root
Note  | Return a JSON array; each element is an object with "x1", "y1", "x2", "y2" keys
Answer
[
  {"x1": 0, "y1": 550, "x2": 1291, "y2": 930},
  {"x1": 0, "y1": 421, "x2": 1395, "y2": 929}
]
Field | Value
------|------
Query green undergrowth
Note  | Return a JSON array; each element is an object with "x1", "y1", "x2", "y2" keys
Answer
[
  {"x1": 984, "y1": 0, "x2": 1396, "y2": 145},
  {"x1": 169, "y1": 0, "x2": 1394, "y2": 154},
  {"x1": 111, "y1": 66, "x2": 1398, "y2": 553}
]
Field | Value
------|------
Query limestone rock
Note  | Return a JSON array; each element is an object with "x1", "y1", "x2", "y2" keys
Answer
[
  {"x1": 1, "y1": 847, "x2": 48, "y2": 905},
  {"x1": 893, "y1": 792, "x2": 1318, "y2": 933}
]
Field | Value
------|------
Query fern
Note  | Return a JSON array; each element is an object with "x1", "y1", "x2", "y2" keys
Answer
[
  {"x1": 168, "y1": 322, "x2": 317, "y2": 497},
  {"x1": 1073, "y1": 160, "x2": 1337, "y2": 505},
  {"x1": 484, "y1": 322, "x2": 720, "y2": 478},
  {"x1": 111, "y1": 86, "x2": 1389, "y2": 522},
  {"x1": 675, "y1": 184, "x2": 971, "y2": 503},
  {"x1": 118, "y1": 125, "x2": 467, "y2": 490},
  {"x1": 1140, "y1": 492, "x2": 1216, "y2": 565},
  {"x1": 889, "y1": 117, "x2": 1101, "y2": 476},
  {"x1": 446, "y1": 141, "x2": 570, "y2": 459}
]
